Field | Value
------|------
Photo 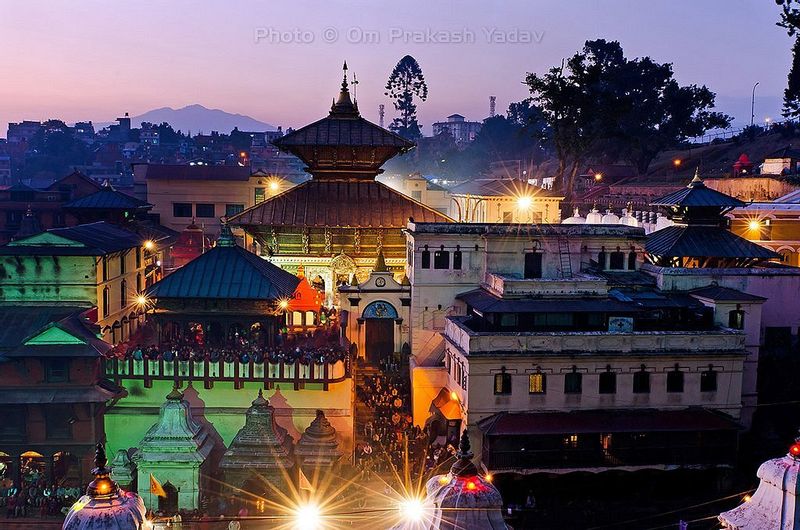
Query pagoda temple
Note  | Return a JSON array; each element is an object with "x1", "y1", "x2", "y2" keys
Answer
[
  {"x1": 63, "y1": 443, "x2": 146, "y2": 530},
  {"x1": 219, "y1": 390, "x2": 294, "y2": 496},
  {"x1": 229, "y1": 63, "x2": 452, "y2": 298},
  {"x1": 647, "y1": 171, "x2": 778, "y2": 268},
  {"x1": 132, "y1": 388, "x2": 214, "y2": 512},
  {"x1": 295, "y1": 409, "x2": 342, "y2": 470}
]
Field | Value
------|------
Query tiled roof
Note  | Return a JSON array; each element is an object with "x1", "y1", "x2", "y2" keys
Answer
[
  {"x1": 146, "y1": 244, "x2": 299, "y2": 300},
  {"x1": 645, "y1": 226, "x2": 779, "y2": 259},
  {"x1": 141, "y1": 164, "x2": 252, "y2": 181},
  {"x1": 651, "y1": 178, "x2": 746, "y2": 208},
  {"x1": 63, "y1": 187, "x2": 152, "y2": 210},
  {"x1": 229, "y1": 179, "x2": 452, "y2": 228}
]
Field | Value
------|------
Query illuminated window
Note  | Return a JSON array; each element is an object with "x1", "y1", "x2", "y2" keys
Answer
[
  {"x1": 494, "y1": 372, "x2": 512, "y2": 395},
  {"x1": 701, "y1": 368, "x2": 718, "y2": 392},
  {"x1": 563, "y1": 434, "x2": 578, "y2": 448},
  {"x1": 529, "y1": 372, "x2": 546, "y2": 394},
  {"x1": 633, "y1": 366, "x2": 650, "y2": 393}
]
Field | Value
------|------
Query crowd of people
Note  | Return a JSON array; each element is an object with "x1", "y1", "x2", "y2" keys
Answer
[
  {"x1": 1, "y1": 481, "x2": 80, "y2": 518},
  {"x1": 354, "y1": 366, "x2": 428, "y2": 480}
]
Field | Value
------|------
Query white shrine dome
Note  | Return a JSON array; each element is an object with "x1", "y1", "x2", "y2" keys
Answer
[{"x1": 562, "y1": 207, "x2": 586, "y2": 224}]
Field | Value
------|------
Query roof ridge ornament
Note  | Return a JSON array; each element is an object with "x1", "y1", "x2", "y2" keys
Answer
[{"x1": 690, "y1": 167, "x2": 703, "y2": 186}]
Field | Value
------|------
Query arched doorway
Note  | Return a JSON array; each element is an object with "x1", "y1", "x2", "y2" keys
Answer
[
  {"x1": 362, "y1": 301, "x2": 398, "y2": 365},
  {"x1": 158, "y1": 481, "x2": 179, "y2": 514}
]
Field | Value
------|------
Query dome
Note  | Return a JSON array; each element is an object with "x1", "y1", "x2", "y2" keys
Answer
[
  {"x1": 585, "y1": 205, "x2": 603, "y2": 224},
  {"x1": 601, "y1": 208, "x2": 620, "y2": 224},
  {"x1": 419, "y1": 430, "x2": 508, "y2": 530},
  {"x1": 562, "y1": 207, "x2": 586, "y2": 225},
  {"x1": 63, "y1": 444, "x2": 146, "y2": 530}
]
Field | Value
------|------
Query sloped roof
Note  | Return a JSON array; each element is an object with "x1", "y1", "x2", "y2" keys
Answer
[
  {"x1": 645, "y1": 226, "x2": 779, "y2": 259},
  {"x1": 689, "y1": 285, "x2": 767, "y2": 302},
  {"x1": 450, "y1": 178, "x2": 563, "y2": 198},
  {"x1": 651, "y1": 177, "x2": 746, "y2": 208},
  {"x1": 765, "y1": 146, "x2": 800, "y2": 160},
  {"x1": 456, "y1": 289, "x2": 633, "y2": 314},
  {"x1": 140, "y1": 164, "x2": 252, "y2": 181},
  {"x1": 274, "y1": 115, "x2": 413, "y2": 149},
  {"x1": 0, "y1": 305, "x2": 110, "y2": 358},
  {"x1": 0, "y1": 221, "x2": 144, "y2": 256},
  {"x1": 63, "y1": 187, "x2": 152, "y2": 210},
  {"x1": 146, "y1": 244, "x2": 299, "y2": 300},
  {"x1": 229, "y1": 179, "x2": 452, "y2": 228}
]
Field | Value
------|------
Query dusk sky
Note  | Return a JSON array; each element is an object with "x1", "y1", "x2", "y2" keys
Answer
[{"x1": 0, "y1": 0, "x2": 790, "y2": 136}]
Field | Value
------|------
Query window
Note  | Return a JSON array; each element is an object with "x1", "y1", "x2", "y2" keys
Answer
[
  {"x1": 196, "y1": 203, "x2": 215, "y2": 218},
  {"x1": 135, "y1": 247, "x2": 142, "y2": 268},
  {"x1": 563, "y1": 434, "x2": 579, "y2": 448},
  {"x1": 226, "y1": 204, "x2": 245, "y2": 217},
  {"x1": 701, "y1": 368, "x2": 718, "y2": 392},
  {"x1": 0, "y1": 410, "x2": 24, "y2": 437},
  {"x1": 628, "y1": 251, "x2": 637, "y2": 270},
  {"x1": 598, "y1": 249, "x2": 607, "y2": 268},
  {"x1": 633, "y1": 366, "x2": 650, "y2": 393},
  {"x1": 564, "y1": 368, "x2": 582, "y2": 394},
  {"x1": 411, "y1": 190, "x2": 422, "y2": 200},
  {"x1": 728, "y1": 310, "x2": 745, "y2": 330},
  {"x1": 45, "y1": 406, "x2": 72, "y2": 439},
  {"x1": 434, "y1": 250, "x2": 450, "y2": 269},
  {"x1": 136, "y1": 272, "x2": 143, "y2": 293},
  {"x1": 120, "y1": 280, "x2": 127, "y2": 307},
  {"x1": 599, "y1": 369, "x2": 616, "y2": 394},
  {"x1": 421, "y1": 248, "x2": 431, "y2": 269},
  {"x1": 524, "y1": 252, "x2": 543, "y2": 279},
  {"x1": 45, "y1": 359, "x2": 69, "y2": 383},
  {"x1": 453, "y1": 250, "x2": 463, "y2": 270},
  {"x1": 102, "y1": 287, "x2": 110, "y2": 317},
  {"x1": 53, "y1": 211, "x2": 66, "y2": 227},
  {"x1": 102, "y1": 256, "x2": 109, "y2": 281},
  {"x1": 494, "y1": 372, "x2": 512, "y2": 395},
  {"x1": 529, "y1": 372, "x2": 546, "y2": 394},
  {"x1": 667, "y1": 368, "x2": 684, "y2": 393},
  {"x1": 609, "y1": 252, "x2": 625, "y2": 270},
  {"x1": 120, "y1": 253, "x2": 126, "y2": 274},
  {"x1": 173, "y1": 203, "x2": 192, "y2": 218}
]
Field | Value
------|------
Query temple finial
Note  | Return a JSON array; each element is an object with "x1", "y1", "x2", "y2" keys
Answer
[
  {"x1": 94, "y1": 442, "x2": 107, "y2": 470},
  {"x1": 374, "y1": 249, "x2": 388, "y2": 273},
  {"x1": 342, "y1": 61, "x2": 349, "y2": 91},
  {"x1": 691, "y1": 167, "x2": 702, "y2": 184},
  {"x1": 458, "y1": 429, "x2": 472, "y2": 459}
]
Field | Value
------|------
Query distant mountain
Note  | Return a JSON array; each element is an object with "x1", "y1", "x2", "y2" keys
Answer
[{"x1": 111, "y1": 104, "x2": 276, "y2": 134}]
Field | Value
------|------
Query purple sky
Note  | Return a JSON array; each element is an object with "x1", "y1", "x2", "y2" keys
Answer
[{"x1": 0, "y1": 0, "x2": 790, "y2": 136}]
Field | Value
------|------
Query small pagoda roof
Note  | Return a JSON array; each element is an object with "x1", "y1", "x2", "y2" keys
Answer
[
  {"x1": 645, "y1": 225, "x2": 779, "y2": 259},
  {"x1": 63, "y1": 185, "x2": 153, "y2": 211},
  {"x1": 651, "y1": 174, "x2": 746, "y2": 208},
  {"x1": 146, "y1": 241, "x2": 299, "y2": 300},
  {"x1": 229, "y1": 179, "x2": 452, "y2": 228},
  {"x1": 295, "y1": 410, "x2": 341, "y2": 466},
  {"x1": 0, "y1": 221, "x2": 144, "y2": 256},
  {"x1": 274, "y1": 115, "x2": 413, "y2": 150}
]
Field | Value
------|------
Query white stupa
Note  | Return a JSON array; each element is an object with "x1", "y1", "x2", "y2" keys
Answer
[
  {"x1": 719, "y1": 439, "x2": 800, "y2": 529},
  {"x1": 601, "y1": 207, "x2": 620, "y2": 224},
  {"x1": 585, "y1": 204, "x2": 603, "y2": 224},
  {"x1": 562, "y1": 207, "x2": 586, "y2": 224},
  {"x1": 63, "y1": 443, "x2": 147, "y2": 530},
  {"x1": 620, "y1": 203, "x2": 638, "y2": 227}
]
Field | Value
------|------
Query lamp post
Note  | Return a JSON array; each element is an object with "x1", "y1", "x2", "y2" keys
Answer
[{"x1": 751, "y1": 82, "x2": 760, "y2": 128}]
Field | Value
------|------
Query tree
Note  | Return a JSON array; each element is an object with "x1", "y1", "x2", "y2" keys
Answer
[
  {"x1": 385, "y1": 55, "x2": 428, "y2": 140},
  {"x1": 525, "y1": 39, "x2": 729, "y2": 197},
  {"x1": 777, "y1": 1, "x2": 800, "y2": 116},
  {"x1": 777, "y1": 0, "x2": 800, "y2": 35}
]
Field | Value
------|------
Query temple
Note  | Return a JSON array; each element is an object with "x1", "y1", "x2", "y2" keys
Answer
[
  {"x1": 219, "y1": 389, "x2": 294, "y2": 495},
  {"x1": 295, "y1": 409, "x2": 342, "y2": 470},
  {"x1": 132, "y1": 388, "x2": 213, "y2": 512},
  {"x1": 229, "y1": 63, "x2": 452, "y2": 300}
]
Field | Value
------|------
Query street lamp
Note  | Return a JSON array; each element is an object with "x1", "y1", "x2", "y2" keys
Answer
[{"x1": 751, "y1": 82, "x2": 760, "y2": 127}]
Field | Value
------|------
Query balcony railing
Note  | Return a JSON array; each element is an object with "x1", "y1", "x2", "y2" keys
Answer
[{"x1": 104, "y1": 355, "x2": 351, "y2": 391}]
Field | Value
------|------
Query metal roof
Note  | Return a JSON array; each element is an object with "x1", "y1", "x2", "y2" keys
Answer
[
  {"x1": 274, "y1": 115, "x2": 413, "y2": 149},
  {"x1": 229, "y1": 179, "x2": 452, "y2": 228},
  {"x1": 0, "y1": 305, "x2": 110, "y2": 358},
  {"x1": 63, "y1": 187, "x2": 152, "y2": 210},
  {"x1": 0, "y1": 221, "x2": 144, "y2": 256},
  {"x1": 456, "y1": 289, "x2": 635, "y2": 313},
  {"x1": 645, "y1": 226, "x2": 779, "y2": 259},
  {"x1": 651, "y1": 177, "x2": 746, "y2": 208},
  {"x1": 689, "y1": 285, "x2": 767, "y2": 302},
  {"x1": 146, "y1": 244, "x2": 300, "y2": 300},
  {"x1": 0, "y1": 386, "x2": 121, "y2": 404},
  {"x1": 479, "y1": 409, "x2": 740, "y2": 436}
]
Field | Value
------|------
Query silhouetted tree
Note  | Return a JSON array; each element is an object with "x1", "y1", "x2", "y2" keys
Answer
[{"x1": 385, "y1": 55, "x2": 428, "y2": 140}]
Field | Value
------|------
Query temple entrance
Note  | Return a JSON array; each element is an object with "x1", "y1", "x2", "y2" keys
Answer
[
  {"x1": 158, "y1": 481, "x2": 179, "y2": 514},
  {"x1": 365, "y1": 319, "x2": 394, "y2": 365},
  {"x1": 362, "y1": 301, "x2": 398, "y2": 365}
]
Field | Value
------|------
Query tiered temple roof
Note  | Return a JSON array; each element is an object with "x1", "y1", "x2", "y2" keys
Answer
[
  {"x1": 219, "y1": 390, "x2": 294, "y2": 479},
  {"x1": 295, "y1": 409, "x2": 341, "y2": 468}
]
